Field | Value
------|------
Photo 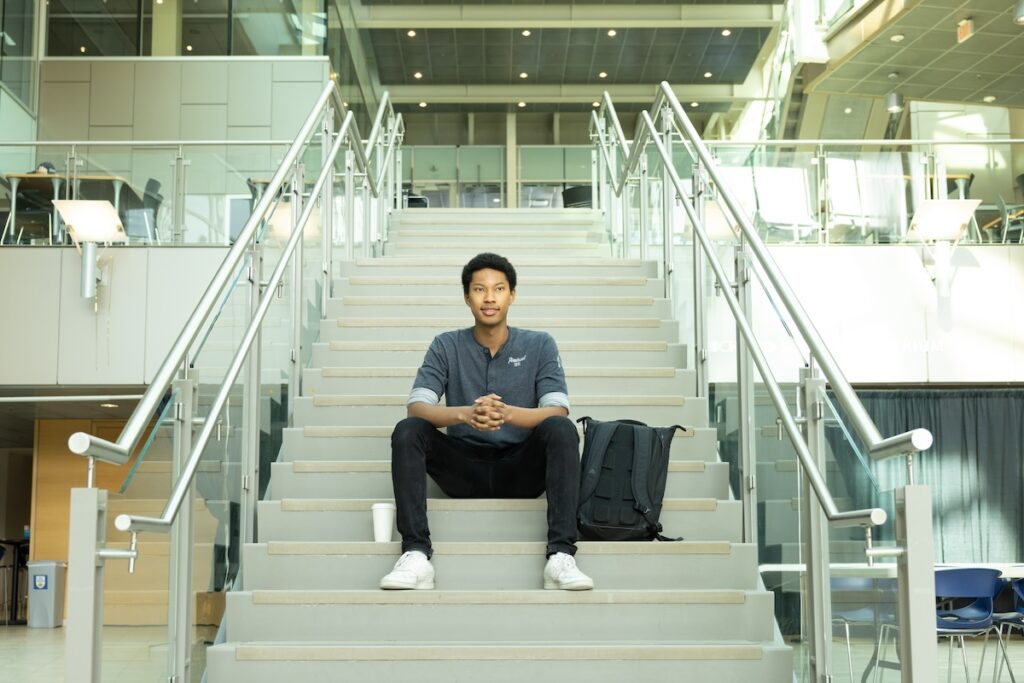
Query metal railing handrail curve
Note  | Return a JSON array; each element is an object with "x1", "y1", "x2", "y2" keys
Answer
[
  {"x1": 65, "y1": 80, "x2": 397, "y2": 467},
  {"x1": 114, "y1": 112, "x2": 352, "y2": 535}
]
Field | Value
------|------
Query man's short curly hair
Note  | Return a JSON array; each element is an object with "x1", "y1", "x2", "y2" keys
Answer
[{"x1": 461, "y1": 253, "x2": 517, "y2": 294}]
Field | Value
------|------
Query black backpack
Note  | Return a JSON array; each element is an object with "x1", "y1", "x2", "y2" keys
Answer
[{"x1": 576, "y1": 416, "x2": 684, "y2": 542}]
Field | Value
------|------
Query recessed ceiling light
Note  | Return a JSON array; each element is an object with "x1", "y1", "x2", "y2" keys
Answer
[
  {"x1": 342, "y1": 101, "x2": 348, "y2": 107},
  {"x1": 155, "y1": 0, "x2": 163, "y2": 4},
  {"x1": 843, "y1": 107, "x2": 853, "y2": 114},
  {"x1": 406, "y1": 30, "x2": 416, "y2": 37},
  {"x1": 890, "y1": 33, "x2": 906, "y2": 43},
  {"x1": 491, "y1": 197, "x2": 501, "y2": 203},
  {"x1": 518, "y1": 101, "x2": 527, "y2": 108},
  {"x1": 592, "y1": 101, "x2": 600, "y2": 107},
  {"x1": 598, "y1": 71, "x2": 608, "y2": 78},
  {"x1": 607, "y1": 29, "x2": 617, "y2": 37},
  {"x1": 521, "y1": 29, "x2": 531, "y2": 37},
  {"x1": 519, "y1": 72, "x2": 528, "y2": 79},
  {"x1": 185, "y1": 44, "x2": 193, "y2": 52},
  {"x1": 721, "y1": 29, "x2": 731, "y2": 37},
  {"x1": 983, "y1": 95, "x2": 996, "y2": 103},
  {"x1": 887, "y1": 71, "x2": 900, "y2": 80},
  {"x1": 703, "y1": 72, "x2": 712, "y2": 78},
  {"x1": 99, "y1": 403, "x2": 119, "y2": 409},
  {"x1": 418, "y1": 101, "x2": 427, "y2": 108},
  {"x1": 690, "y1": 102, "x2": 699, "y2": 108},
  {"x1": 79, "y1": 45, "x2": 87, "y2": 53},
  {"x1": 413, "y1": 71, "x2": 422, "y2": 79}
]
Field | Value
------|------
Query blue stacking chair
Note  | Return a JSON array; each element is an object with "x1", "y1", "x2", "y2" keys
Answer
[{"x1": 935, "y1": 567, "x2": 1016, "y2": 683}]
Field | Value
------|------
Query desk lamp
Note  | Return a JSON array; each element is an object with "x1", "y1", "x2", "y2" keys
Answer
[{"x1": 53, "y1": 200, "x2": 126, "y2": 301}]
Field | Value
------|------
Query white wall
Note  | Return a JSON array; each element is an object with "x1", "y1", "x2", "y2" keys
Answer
[
  {"x1": 702, "y1": 244, "x2": 1024, "y2": 384},
  {"x1": 0, "y1": 247, "x2": 225, "y2": 385},
  {"x1": 0, "y1": 86, "x2": 37, "y2": 185}
]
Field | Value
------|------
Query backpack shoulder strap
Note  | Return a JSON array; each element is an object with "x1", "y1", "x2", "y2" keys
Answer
[
  {"x1": 630, "y1": 425, "x2": 655, "y2": 514},
  {"x1": 577, "y1": 419, "x2": 618, "y2": 503}
]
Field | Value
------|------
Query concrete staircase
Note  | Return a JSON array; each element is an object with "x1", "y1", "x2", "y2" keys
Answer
[{"x1": 206, "y1": 208, "x2": 793, "y2": 681}]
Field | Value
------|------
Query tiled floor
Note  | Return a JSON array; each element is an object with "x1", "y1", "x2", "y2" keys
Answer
[
  {"x1": 0, "y1": 624, "x2": 203, "y2": 682},
  {"x1": 4, "y1": 623, "x2": 1024, "y2": 682}
]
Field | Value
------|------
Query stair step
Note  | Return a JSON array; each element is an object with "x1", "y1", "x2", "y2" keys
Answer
[
  {"x1": 241, "y1": 540, "x2": 759, "y2": 591},
  {"x1": 338, "y1": 258, "x2": 660, "y2": 278},
  {"x1": 320, "y1": 317, "x2": 680, "y2": 342},
  {"x1": 312, "y1": 340, "x2": 688, "y2": 368},
  {"x1": 390, "y1": 229, "x2": 606, "y2": 242},
  {"x1": 292, "y1": 394, "x2": 708, "y2": 427},
  {"x1": 206, "y1": 642, "x2": 793, "y2": 682},
  {"x1": 223, "y1": 589, "x2": 776, "y2": 642},
  {"x1": 389, "y1": 208, "x2": 603, "y2": 226},
  {"x1": 269, "y1": 460, "x2": 728, "y2": 500},
  {"x1": 279, "y1": 425, "x2": 718, "y2": 462},
  {"x1": 303, "y1": 366, "x2": 696, "y2": 396},
  {"x1": 325, "y1": 297, "x2": 672, "y2": 319},
  {"x1": 257, "y1": 498, "x2": 741, "y2": 543},
  {"x1": 334, "y1": 276, "x2": 665, "y2": 297}
]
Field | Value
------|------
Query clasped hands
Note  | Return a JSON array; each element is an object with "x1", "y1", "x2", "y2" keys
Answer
[{"x1": 465, "y1": 393, "x2": 509, "y2": 432}]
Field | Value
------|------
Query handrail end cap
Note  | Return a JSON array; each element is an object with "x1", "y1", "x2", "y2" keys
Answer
[
  {"x1": 68, "y1": 432, "x2": 91, "y2": 456},
  {"x1": 114, "y1": 514, "x2": 133, "y2": 532},
  {"x1": 869, "y1": 508, "x2": 888, "y2": 527},
  {"x1": 910, "y1": 428, "x2": 933, "y2": 452}
]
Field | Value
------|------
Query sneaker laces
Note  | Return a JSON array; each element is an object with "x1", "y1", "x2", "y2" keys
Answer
[
  {"x1": 394, "y1": 551, "x2": 421, "y2": 569},
  {"x1": 550, "y1": 553, "x2": 575, "y2": 573}
]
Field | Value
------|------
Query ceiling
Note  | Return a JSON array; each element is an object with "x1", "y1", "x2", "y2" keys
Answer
[
  {"x1": 0, "y1": 388, "x2": 142, "y2": 449},
  {"x1": 355, "y1": 0, "x2": 782, "y2": 125},
  {"x1": 810, "y1": 0, "x2": 1024, "y2": 108}
]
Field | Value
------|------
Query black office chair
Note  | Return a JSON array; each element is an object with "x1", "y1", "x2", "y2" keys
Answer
[{"x1": 561, "y1": 185, "x2": 592, "y2": 208}]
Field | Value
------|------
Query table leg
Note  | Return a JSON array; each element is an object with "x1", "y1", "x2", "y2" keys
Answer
[{"x1": 9, "y1": 177, "x2": 18, "y2": 244}]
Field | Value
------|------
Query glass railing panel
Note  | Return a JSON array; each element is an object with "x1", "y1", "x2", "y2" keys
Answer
[{"x1": 119, "y1": 388, "x2": 179, "y2": 495}]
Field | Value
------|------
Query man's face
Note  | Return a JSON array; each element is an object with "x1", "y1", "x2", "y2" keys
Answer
[{"x1": 465, "y1": 267, "x2": 515, "y2": 329}]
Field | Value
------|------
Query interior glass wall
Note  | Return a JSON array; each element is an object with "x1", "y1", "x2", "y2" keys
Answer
[{"x1": 0, "y1": 0, "x2": 35, "y2": 104}]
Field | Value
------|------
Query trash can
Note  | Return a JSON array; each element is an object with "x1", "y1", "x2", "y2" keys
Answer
[{"x1": 26, "y1": 560, "x2": 66, "y2": 628}]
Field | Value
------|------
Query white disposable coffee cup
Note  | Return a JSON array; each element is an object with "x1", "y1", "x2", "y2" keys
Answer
[{"x1": 371, "y1": 502, "x2": 397, "y2": 542}]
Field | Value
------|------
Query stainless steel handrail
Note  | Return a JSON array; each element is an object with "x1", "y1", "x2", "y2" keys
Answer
[
  {"x1": 620, "y1": 82, "x2": 934, "y2": 464},
  {"x1": 66, "y1": 80, "x2": 338, "y2": 466},
  {"x1": 637, "y1": 110, "x2": 883, "y2": 529},
  {"x1": 114, "y1": 113, "x2": 352, "y2": 534}
]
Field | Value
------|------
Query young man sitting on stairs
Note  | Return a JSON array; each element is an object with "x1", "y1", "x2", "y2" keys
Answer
[{"x1": 381, "y1": 252, "x2": 594, "y2": 591}]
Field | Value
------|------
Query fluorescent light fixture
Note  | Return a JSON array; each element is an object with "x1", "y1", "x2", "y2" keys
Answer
[
  {"x1": 885, "y1": 92, "x2": 904, "y2": 114},
  {"x1": 100, "y1": 403, "x2": 119, "y2": 409},
  {"x1": 53, "y1": 200, "x2": 126, "y2": 300},
  {"x1": 55, "y1": 200, "x2": 126, "y2": 245}
]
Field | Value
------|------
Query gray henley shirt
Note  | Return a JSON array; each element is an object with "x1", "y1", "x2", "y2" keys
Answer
[{"x1": 406, "y1": 326, "x2": 571, "y2": 447}]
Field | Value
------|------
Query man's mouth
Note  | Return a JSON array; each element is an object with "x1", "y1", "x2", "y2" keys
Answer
[{"x1": 481, "y1": 307, "x2": 499, "y2": 316}]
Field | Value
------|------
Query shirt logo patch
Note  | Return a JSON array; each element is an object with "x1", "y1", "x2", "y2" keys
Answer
[{"x1": 508, "y1": 354, "x2": 526, "y2": 367}]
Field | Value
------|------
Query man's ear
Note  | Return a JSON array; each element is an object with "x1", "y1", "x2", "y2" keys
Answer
[{"x1": 509, "y1": 289, "x2": 516, "y2": 304}]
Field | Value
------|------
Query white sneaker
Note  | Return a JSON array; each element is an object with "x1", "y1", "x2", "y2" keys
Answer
[
  {"x1": 380, "y1": 550, "x2": 435, "y2": 590},
  {"x1": 543, "y1": 552, "x2": 594, "y2": 591}
]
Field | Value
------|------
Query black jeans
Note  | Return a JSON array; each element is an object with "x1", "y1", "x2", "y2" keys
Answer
[{"x1": 390, "y1": 415, "x2": 580, "y2": 559}]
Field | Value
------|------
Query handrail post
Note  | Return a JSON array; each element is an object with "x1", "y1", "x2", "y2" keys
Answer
[
  {"x1": 173, "y1": 147, "x2": 187, "y2": 245},
  {"x1": 799, "y1": 364, "x2": 833, "y2": 682},
  {"x1": 660, "y1": 106, "x2": 673, "y2": 300},
  {"x1": 240, "y1": 236, "x2": 263, "y2": 545},
  {"x1": 65, "y1": 488, "x2": 108, "y2": 683},
  {"x1": 362, "y1": 170, "x2": 372, "y2": 258},
  {"x1": 638, "y1": 153, "x2": 649, "y2": 262},
  {"x1": 691, "y1": 156, "x2": 708, "y2": 399},
  {"x1": 321, "y1": 108, "x2": 335, "y2": 312},
  {"x1": 288, "y1": 162, "x2": 305, "y2": 426},
  {"x1": 894, "y1": 484, "x2": 938, "y2": 682},
  {"x1": 735, "y1": 242, "x2": 757, "y2": 545},
  {"x1": 345, "y1": 146, "x2": 355, "y2": 260},
  {"x1": 167, "y1": 378, "x2": 195, "y2": 682},
  {"x1": 376, "y1": 124, "x2": 386, "y2": 256}
]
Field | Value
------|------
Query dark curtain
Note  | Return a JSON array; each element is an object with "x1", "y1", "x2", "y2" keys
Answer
[{"x1": 829, "y1": 389, "x2": 1024, "y2": 563}]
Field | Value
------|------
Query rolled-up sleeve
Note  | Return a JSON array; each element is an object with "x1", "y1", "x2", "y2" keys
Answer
[
  {"x1": 407, "y1": 337, "x2": 447, "y2": 406},
  {"x1": 536, "y1": 333, "x2": 570, "y2": 411}
]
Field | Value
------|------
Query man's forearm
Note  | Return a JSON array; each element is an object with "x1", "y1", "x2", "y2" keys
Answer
[
  {"x1": 505, "y1": 405, "x2": 568, "y2": 429},
  {"x1": 407, "y1": 402, "x2": 468, "y2": 428}
]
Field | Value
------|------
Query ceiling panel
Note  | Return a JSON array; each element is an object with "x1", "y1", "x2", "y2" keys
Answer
[
  {"x1": 371, "y1": 26, "x2": 770, "y2": 86},
  {"x1": 811, "y1": 1, "x2": 1024, "y2": 108}
]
